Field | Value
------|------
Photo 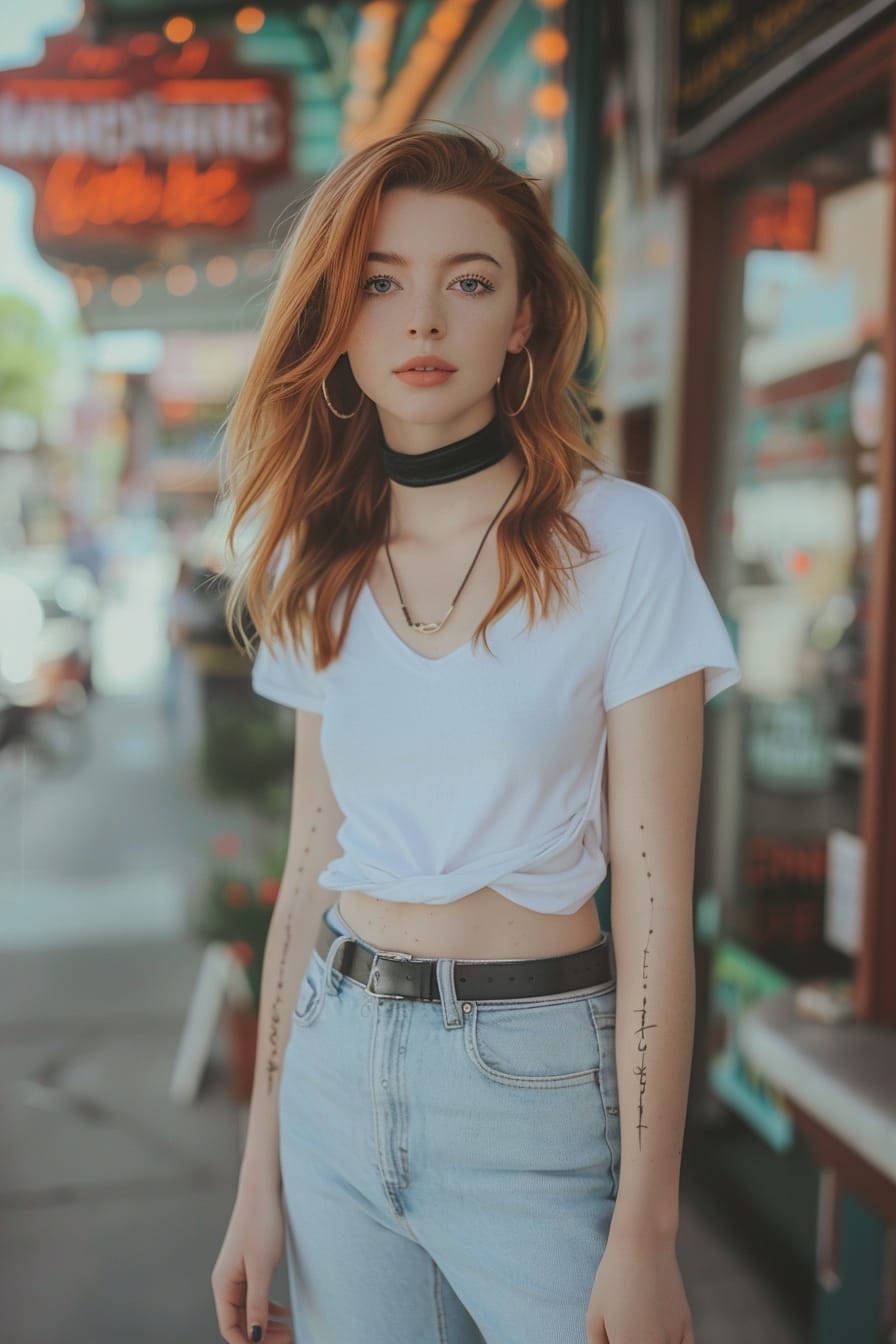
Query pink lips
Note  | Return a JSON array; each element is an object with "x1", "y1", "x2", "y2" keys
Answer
[{"x1": 395, "y1": 368, "x2": 456, "y2": 387}]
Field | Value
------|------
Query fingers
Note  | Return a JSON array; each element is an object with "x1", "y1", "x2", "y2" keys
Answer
[
  {"x1": 242, "y1": 1299, "x2": 293, "y2": 1344},
  {"x1": 212, "y1": 1276, "x2": 293, "y2": 1344},
  {"x1": 211, "y1": 1272, "x2": 248, "y2": 1344},
  {"x1": 245, "y1": 1278, "x2": 273, "y2": 1342}
]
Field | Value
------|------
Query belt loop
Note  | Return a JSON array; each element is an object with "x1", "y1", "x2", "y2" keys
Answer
[
  {"x1": 294, "y1": 930, "x2": 353, "y2": 1030},
  {"x1": 323, "y1": 932, "x2": 353, "y2": 994},
  {"x1": 436, "y1": 958, "x2": 463, "y2": 1030}
]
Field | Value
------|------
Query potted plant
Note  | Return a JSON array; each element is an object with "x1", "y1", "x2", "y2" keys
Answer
[{"x1": 190, "y1": 830, "x2": 286, "y2": 1101}]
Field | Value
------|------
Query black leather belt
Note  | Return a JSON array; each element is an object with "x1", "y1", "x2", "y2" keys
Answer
[{"x1": 314, "y1": 918, "x2": 613, "y2": 1003}]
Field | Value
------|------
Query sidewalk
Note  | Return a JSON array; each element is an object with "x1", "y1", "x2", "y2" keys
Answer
[{"x1": 0, "y1": 934, "x2": 264, "y2": 1343}]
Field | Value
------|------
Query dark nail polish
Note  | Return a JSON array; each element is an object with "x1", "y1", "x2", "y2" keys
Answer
[{"x1": 250, "y1": 1327, "x2": 262, "y2": 1342}]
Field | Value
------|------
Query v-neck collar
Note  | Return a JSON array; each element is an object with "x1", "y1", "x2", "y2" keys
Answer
[
  {"x1": 359, "y1": 579, "x2": 526, "y2": 668},
  {"x1": 357, "y1": 469, "x2": 602, "y2": 669}
]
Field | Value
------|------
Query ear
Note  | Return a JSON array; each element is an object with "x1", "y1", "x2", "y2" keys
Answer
[{"x1": 508, "y1": 292, "x2": 533, "y2": 353}]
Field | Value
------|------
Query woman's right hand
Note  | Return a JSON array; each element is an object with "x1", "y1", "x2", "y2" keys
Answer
[{"x1": 211, "y1": 1183, "x2": 293, "y2": 1344}]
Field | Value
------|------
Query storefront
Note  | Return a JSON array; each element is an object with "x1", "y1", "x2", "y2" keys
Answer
[{"x1": 662, "y1": 7, "x2": 896, "y2": 1342}]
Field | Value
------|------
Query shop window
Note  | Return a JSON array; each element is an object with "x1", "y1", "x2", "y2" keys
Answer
[{"x1": 710, "y1": 114, "x2": 890, "y2": 986}]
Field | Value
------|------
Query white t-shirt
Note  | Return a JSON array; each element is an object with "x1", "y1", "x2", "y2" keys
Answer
[{"x1": 251, "y1": 469, "x2": 741, "y2": 916}]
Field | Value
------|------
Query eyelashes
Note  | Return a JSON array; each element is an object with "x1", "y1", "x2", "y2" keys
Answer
[{"x1": 360, "y1": 273, "x2": 496, "y2": 296}]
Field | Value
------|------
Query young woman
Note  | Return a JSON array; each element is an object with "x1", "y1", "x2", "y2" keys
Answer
[{"x1": 211, "y1": 125, "x2": 740, "y2": 1344}]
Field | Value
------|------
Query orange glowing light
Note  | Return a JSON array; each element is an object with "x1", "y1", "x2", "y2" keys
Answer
[
  {"x1": 528, "y1": 28, "x2": 568, "y2": 64},
  {"x1": 354, "y1": 38, "x2": 389, "y2": 63},
  {"x1": 235, "y1": 6, "x2": 265, "y2": 33},
  {"x1": 154, "y1": 38, "x2": 210, "y2": 77},
  {"x1": 535, "y1": 0, "x2": 566, "y2": 10},
  {"x1": 164, "y1": 400, "x2": 197, "y2": 420},
  {"x1": 164, "y1": 16, "x2": 195, "y2": 44},
  {"x1": 428, "y1": 9, "x2": 465, "y2": 41},
  {"x1": 70, "y1": 46, "x2": 121, "y2": 74},
  {"x1": 206, "y1": 254, "x2": 237, "y2": 286},
  {"x1": 736, "y1": 182, "x2": 817, "y2": 254},
  {"x1": 789, "y1": 550, "x2": 813, "y2": 576},
  {"x1": 157, "y1": 78, "x2": 271, "y2": 102},
  {"x1": 129, "y1": 33, "x2": 160, "y2": 56},
  {"x1": 110, "y1": 275, "x2": 142, "y2": 305},
  {"x1": 530, "y1": 82, "x2": 568, "y2": 118},
  {"x1": 41, "y1": 154, "x2": 250, "y2": 234},
  {"x1": 166, "y1": 264, "x2": 197, "y2": 296},
  {"x1": 361, "y1": 1, "x2": 400, "y2": 20},
  {"x1": 72, "y1": 275, "x2": 93, "y2": 304}
]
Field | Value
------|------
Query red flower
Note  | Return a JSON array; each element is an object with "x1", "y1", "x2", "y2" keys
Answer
[
  {"x1": 231, "y1": 940, "x2": 254, "y2": 968},
  {"x1": 223, "y1": 881, "x2": 250, "y2": 907},
  {"x1": 213, "y1": 832, "x2": 241, "y2": 859},
  {"x1": 257, "y1": 877, "x2": 280, "y2": 906}
]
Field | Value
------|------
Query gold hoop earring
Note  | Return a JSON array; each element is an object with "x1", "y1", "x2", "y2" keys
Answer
[
  {"x1": 496, "y1": 344, "x2": 533, "y2": 418},
  {"x1": 321, "y1": 373, "x2": 364, "y2": 419}
]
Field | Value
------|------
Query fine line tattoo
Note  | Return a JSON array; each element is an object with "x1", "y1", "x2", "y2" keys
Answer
[
  {"x1": 634, "y1": 823, "x2": 658, "y2": 1151},
  {"x1": 265, "y1": 805, "x2": 322, "y2": 1096}
]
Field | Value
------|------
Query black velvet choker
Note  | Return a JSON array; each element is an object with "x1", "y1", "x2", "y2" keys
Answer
[{"x1": 378, "y1": 414, "x2": 511, "y2": 487}]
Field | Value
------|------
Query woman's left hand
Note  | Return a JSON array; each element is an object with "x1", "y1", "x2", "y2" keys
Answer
[{"x1": 585, "y1": 1229, "x2": 695, "y2": 1344}]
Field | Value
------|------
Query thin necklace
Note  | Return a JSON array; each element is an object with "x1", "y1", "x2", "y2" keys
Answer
[{"x1": 384, "y1": 469, "x2": 526, "y2": 634}]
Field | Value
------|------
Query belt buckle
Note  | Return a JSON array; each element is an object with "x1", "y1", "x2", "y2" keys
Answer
[{"x1": 365, "y1": 950, "x2": 412, "y2": 1000}]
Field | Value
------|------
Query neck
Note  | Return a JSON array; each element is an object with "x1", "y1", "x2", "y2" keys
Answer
[
  {"x1": 375, "y1": 405, "x2": 523, "y2": 542},
  {"x1": 375, "y1": 403, "x2": 495, "y2": 457},
  {"x1": 384, "y1": 449, "x2": 526, "y2": 545}
]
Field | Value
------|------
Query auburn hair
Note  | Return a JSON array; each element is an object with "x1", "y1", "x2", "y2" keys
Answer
[{"x1": 221, "y1": 122, "x2": 607, "y2": 669}]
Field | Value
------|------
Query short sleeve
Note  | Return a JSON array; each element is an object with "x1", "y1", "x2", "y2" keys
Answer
[
  {"x1": 602, "y1": 489, "x2": 741, "y2": 710},
  {"x1": 250, "y1": 542, "x2": 327, "y2": 714}
]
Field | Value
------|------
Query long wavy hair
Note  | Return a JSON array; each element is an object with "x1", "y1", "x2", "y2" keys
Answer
[{"x1": 221, "y1": 123, "x2": 607, "y2": 669}]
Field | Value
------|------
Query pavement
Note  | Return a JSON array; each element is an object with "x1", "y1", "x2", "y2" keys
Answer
[{"x1": 0, "y1": 663, "x2": 810, "y2": 1342}]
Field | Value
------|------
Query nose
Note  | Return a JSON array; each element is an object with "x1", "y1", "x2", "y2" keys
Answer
[{"x1": 407, "y1": 290, "x2": 445, "y2": 338}]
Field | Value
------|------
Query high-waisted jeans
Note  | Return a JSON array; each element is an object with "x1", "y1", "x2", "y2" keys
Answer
[{"x1": 278, "y1": 900, "x2": 622, "y2": 1344}]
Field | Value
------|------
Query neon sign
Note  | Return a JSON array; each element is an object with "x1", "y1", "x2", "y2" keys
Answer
[
  {"x1": 730, "y1": 181, "x2": 818, "y2": 255},
  {"x1": 0, "y1": 30, "x2": 292, "y2": 246}
]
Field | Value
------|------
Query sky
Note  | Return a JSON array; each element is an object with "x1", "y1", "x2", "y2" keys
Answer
[{"x1": 0, "y1": 0, "x2": 86, "y2": 330}]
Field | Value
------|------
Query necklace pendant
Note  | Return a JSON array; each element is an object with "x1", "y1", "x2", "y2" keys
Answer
[{"x1": 410, "y1": 603, "x2": 454, "y2": 634}]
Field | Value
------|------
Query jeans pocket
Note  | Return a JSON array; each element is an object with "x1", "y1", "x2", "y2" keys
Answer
[
  {"x1": 293, "y1": 950, "x2": 326, "y2": 1027},
  {"x1": 462, "y1": 985, "x2": 613, "y2": 1089}
]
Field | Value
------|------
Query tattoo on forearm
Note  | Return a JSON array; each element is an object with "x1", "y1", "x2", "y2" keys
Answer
[
  {"x1": 634, "y1": 824, "x2": 657, "y2": 1151},
  {"x1": 265, "y1": 806, "x2": 322, "y2": 1095}
]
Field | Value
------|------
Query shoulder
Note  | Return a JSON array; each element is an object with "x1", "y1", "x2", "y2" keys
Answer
[{"x1": 570, "y1": 469, "x2": 694, "y2": 563}]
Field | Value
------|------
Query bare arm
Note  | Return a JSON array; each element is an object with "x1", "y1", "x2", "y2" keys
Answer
[
  {"x1": 237, "y1": 707, "x2": 345, "y2": 1198},
  {"x1": 604, "y1": 669, "x2": 704, "y2": 1242}
]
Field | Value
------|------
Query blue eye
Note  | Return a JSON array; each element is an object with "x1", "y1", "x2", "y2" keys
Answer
[
  {"x1": 361, "y1": 275, "x2": 395, "y2": 295},
  {"x1": 452, "y1": 275, "x2": 495, "y2": 295},
  {"x1": 360, "y1": 272, "x2": 496, "y2": 296}
]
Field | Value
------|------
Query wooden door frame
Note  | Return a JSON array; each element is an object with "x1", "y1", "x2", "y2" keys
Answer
[{"x1": 674, "y1": 24, "x2": 896, "y2": 1023}]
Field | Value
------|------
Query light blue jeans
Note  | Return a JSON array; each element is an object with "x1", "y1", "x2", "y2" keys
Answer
[{"x1": 278, "y1": 900, "x2": 622, "y2": 1344}]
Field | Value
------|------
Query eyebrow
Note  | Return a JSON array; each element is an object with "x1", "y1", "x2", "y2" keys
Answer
[{"x1": 366, "y1": 250, "x2": 503, "y2": 269}]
